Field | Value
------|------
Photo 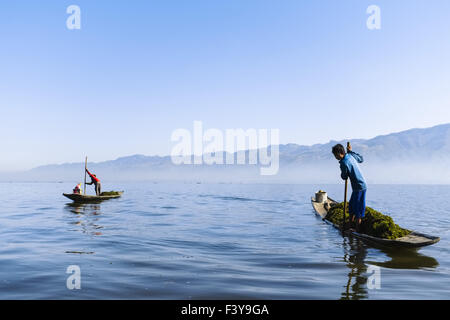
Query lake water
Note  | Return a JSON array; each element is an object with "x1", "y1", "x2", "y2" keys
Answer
[{"x1": 0, "y1": 182, "x2": 449, "y2": 299}]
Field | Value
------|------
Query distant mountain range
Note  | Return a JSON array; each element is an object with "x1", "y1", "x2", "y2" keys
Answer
[{"x1": 2, "y1": 123, "x2": 450, "y2": 184}]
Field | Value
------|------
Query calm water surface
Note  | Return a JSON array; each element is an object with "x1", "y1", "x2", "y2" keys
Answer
[{"x1": 0, "y1": 182, "x2": 449, "y2": 299}]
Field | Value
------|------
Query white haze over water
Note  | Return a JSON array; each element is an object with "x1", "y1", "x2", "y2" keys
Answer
[{"x1": 1, "y1": 124, "x2": 449, "y2": 184}]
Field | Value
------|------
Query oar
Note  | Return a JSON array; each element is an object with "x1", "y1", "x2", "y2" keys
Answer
[
  {"x1": 342, "y1": 142, "x2": 350, "y2": 231},
  {"x1": 84, "y1": 156, "x2": 87, "y2": 195}
]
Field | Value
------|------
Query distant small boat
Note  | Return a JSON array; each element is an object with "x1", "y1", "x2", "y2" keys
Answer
[
  {"x1": 311, "y1": 195, "x2": 440, "y2": 248},
  {"x1": 63, "y1": 192, "x2": 124, "y2": 203}
]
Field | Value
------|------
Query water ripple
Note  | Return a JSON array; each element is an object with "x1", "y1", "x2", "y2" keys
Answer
[{"x1": 0, "y1": 182, "x2": 448, "y2": 299}]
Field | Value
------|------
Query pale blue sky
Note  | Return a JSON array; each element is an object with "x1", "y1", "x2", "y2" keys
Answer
[{"x1": 1, "y1": 0, "x2": 450, "y2": 170}]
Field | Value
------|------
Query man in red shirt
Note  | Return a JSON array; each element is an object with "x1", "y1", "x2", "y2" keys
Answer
[{"x1": 86, "y1": 169, "x2": 101, "y2": 196}]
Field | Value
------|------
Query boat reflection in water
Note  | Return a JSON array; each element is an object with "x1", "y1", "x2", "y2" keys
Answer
[
  {"x1": 340, "y1": 235, "x2": 439, "y2": 300},
  {"x1": 65, "y1": 202, "x2": 104, "y2": 237}
]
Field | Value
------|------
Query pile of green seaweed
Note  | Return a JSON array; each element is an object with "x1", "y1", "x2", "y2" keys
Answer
[
  {"x1": 326, "y1": 202, "x2": 411, "y2": 239},
  {"x1": 100, "y1": 191, "x2": 121, "y2": 196}
]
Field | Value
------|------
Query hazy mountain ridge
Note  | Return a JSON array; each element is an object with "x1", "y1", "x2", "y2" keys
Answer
[{"x1": 2, "y1": 123, "x2": 450, "y2": 184}]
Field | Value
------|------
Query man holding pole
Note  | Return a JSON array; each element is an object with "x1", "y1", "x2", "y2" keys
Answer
[
  {"x1": 86, "y1": 168, "x2": 102, "y2": 196},
  {"x1": 332, "y1": 143, "x2": 367, "y2": 231}
]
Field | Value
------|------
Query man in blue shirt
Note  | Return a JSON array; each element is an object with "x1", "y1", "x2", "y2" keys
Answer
[{"x1": 332, "y1": 143, "x2": 367, "y2": 231}]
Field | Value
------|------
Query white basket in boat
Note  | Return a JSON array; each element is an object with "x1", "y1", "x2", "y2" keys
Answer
[{"x1": 315, "y1": 190, "x2": 327, "y2": 203}]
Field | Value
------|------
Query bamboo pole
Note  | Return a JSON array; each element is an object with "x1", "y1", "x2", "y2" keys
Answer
[
  {"x1": 84, "y1": 156, "x2": 87, "y2": 195},
  {"x1": 343, "y1": 177, "x2": 348, "y2": 230},
  {"x1": 342, "y1": 142, "x2": 351, "y2": 231}
]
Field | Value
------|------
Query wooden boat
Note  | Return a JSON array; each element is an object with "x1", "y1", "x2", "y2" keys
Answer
[
  {"x1": 311, "y1": 195, "x2": 440, "y2": 248},
  {"x1": 63, "y1": 192, "x2": 124, "y2": 203}
]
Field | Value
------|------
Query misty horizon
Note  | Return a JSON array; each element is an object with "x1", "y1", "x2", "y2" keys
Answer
[
  {"x1": 1, "y1": 122, "x2": 449, "y2": 184},
  {"x1": 3, "y1": 122, "x2": 448, "y2": 172}
]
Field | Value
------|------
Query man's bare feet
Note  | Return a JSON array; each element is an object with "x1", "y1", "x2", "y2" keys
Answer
[{"x1": 355, "y1": 219, "x2": 362, "y2": 233}]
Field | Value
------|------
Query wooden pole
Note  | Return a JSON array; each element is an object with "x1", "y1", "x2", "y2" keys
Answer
[
  {"x1": 343, "y1": 177, "x2": 348, "y2": 231},
  {"x1": 84, "y1": 156, "x2": 87, "y2": 195},
  {"x1": 342, "y1": 142, "x2": 351, "y2": 231}
]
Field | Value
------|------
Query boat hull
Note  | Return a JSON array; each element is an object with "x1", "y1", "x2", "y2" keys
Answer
[
  {"x1": 311, "y1": 196, "x2": 440, "y2": 248},
  {"x1": 63, "y1": 192, "x2": 123, "y2": 203}
]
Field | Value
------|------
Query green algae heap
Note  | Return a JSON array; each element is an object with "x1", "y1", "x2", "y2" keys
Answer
[
  {"x1": 100, "y1": 191, "x2": 121, "y2": 196},
  {"x1": 326, "y1": 202, "x2": 411, "y2": 239}
]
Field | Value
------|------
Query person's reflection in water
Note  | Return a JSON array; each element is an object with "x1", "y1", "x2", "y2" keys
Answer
[
  {"x1": 65, "y1": 203, "x2": 104, "y2": 236},
  {"x1": 340, "y1": 236, "x2": 369, "y2": 300}
]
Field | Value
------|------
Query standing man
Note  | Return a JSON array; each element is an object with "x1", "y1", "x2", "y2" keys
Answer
[
  {"x1": 86, "y1": 169, "x2": 101, "y2": 196},
  {"x1": 332, "y1": 143, "x2": 367, "y2": 231}
]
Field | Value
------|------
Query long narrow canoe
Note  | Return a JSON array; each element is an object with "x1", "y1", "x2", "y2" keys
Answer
[
  {"x1": 63, "y1": 192, "x2": 123, "y2": 203},
  {"x1": 311, "y1": 195, "x2": 440, "y2": 248}
]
